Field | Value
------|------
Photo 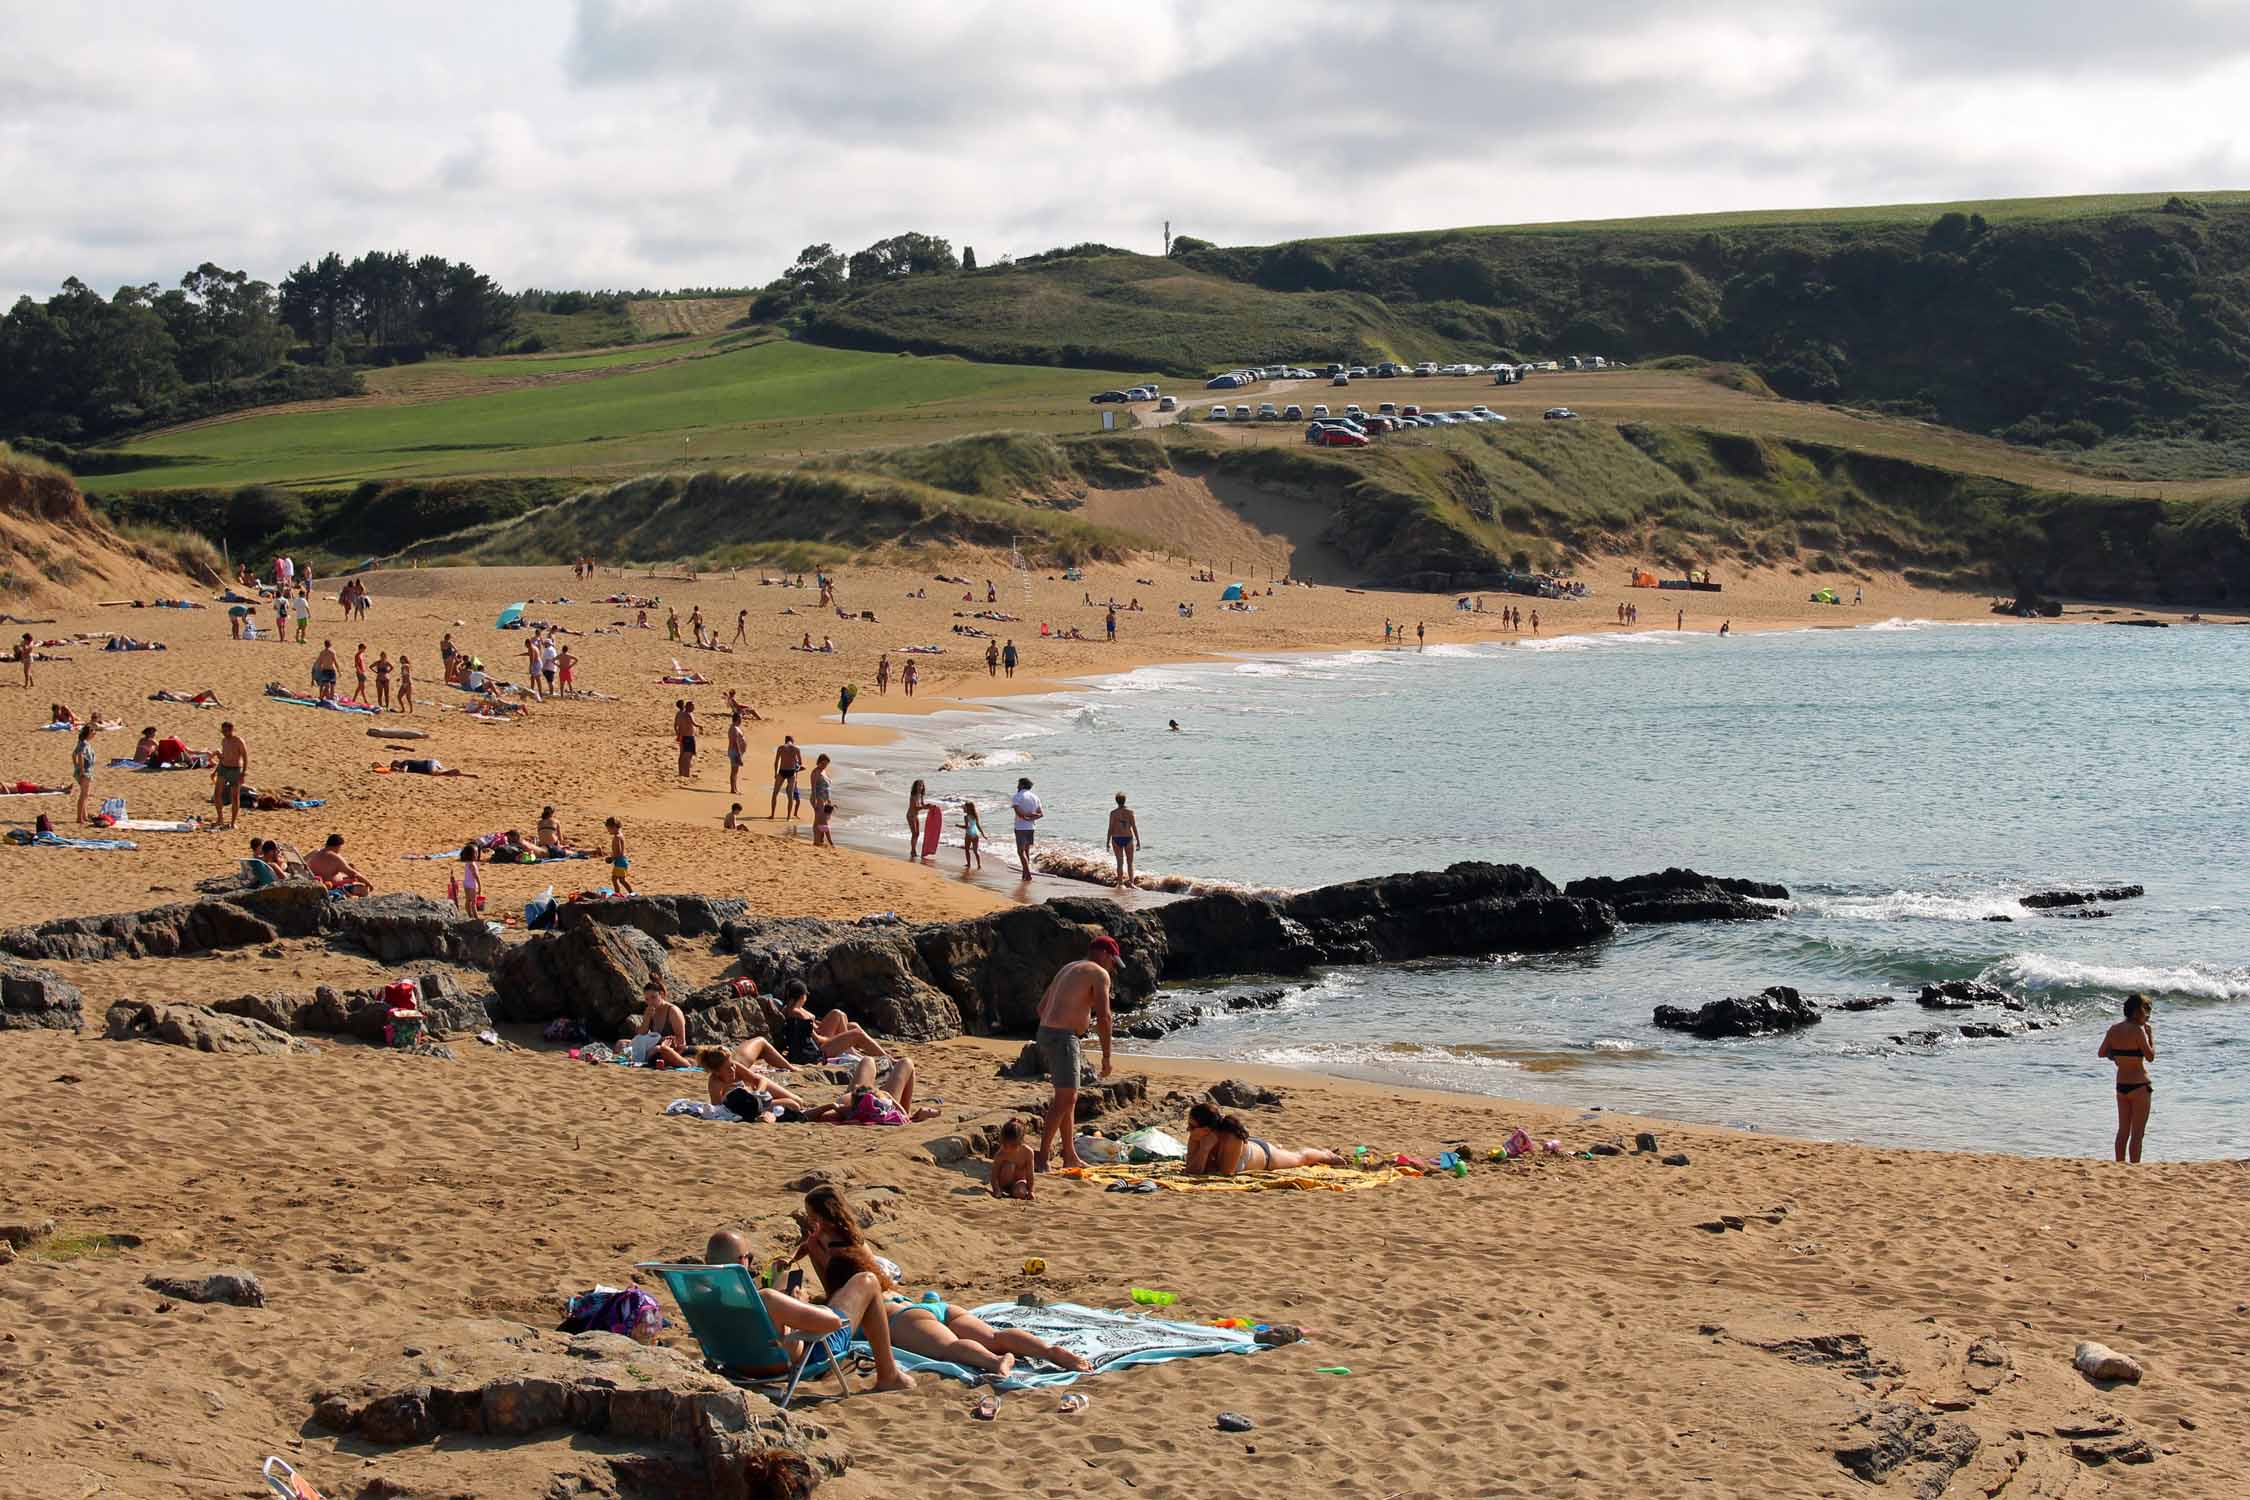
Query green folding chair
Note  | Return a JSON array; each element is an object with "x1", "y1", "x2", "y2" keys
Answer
[{"x1": 637, "y1": 1262, "x2": 855, "y2": 1410}]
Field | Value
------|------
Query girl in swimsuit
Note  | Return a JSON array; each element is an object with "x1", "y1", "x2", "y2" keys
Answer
[
  {"x1": 1183, "y1": 1101, "x2": 1344, "y2": 1175},
  {"x1": 2098, "y1": 992, "x2": 2156, "y2": 1163},
  {"x1": 790, "y1": 1187, "x2": 1090, "y2": 1375}
]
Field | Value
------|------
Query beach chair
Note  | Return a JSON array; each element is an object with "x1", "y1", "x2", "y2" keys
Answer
[
  {"x1": 262, "y1": 1456, "x2": 325, "y2": 1499},
  {"x1": 637, "y1": 1262, "x2": 856, "y2": 1410}
]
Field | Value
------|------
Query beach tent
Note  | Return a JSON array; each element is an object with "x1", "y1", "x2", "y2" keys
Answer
[
  {"x1": 1219, "y1": 582, "x2": 1245, "y2": 601},
  {"x1": 495, "y1": 602, "x2": 526, "y2": 628},
  {"x1": 1631, "y1": 570, "x2": 1658, "y2": 588},
  {"x1": 1809, "y1": 588, "x2": 1838, "y2": 605}
]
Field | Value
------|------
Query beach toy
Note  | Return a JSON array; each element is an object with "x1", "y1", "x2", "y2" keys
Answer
[
  {"x1": 1486, "y1": 1146, "x2": 1509, "y2": 1161},
  {"x1": 1059, "y1": 1393, "x2": 1090, "y2": 1414},
  {"x1": 1433, "y1": 1151, "x2": 1468, "y2": 1178},
  {"x1": 1130, "y1": 1287, "x2": 1178, "y2": 1307},
  {"x1": 1315, "y1": 1367, "x2": 1351, "y2": 1376},
  {"x1": 1543, "y1": 1139, "x2": 1564, "y2": 1155},
  {"x1": 1210, "y1": 1317, "x2": 1253, "y2": 1330},
  {"x1": 1505, "y1": 1127, "x2": 1533, "y2": 1157},
  {"x1": 1022, "y1": 1258, "x2": 1046, "y2": 1276}
]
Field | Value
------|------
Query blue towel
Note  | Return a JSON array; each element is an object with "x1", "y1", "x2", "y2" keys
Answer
[
  {"x1": 24, "y1": 832, "x2": 139, "y2": 851},
  {"x1": 861, "y1": 1301, "x2": 1262, "y2": 1390}
]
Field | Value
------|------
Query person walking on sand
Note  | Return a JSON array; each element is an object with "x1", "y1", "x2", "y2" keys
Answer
[
  {"x1": 1002, "y1": 639, "x2": 1018, "y2": 678},
  {"x1": 665, "y1": 606, "x2": 680, "y2": 642},
  {"x1": 273, "y1": 593, "x2": 288, "y2": 642},
  {"x1": 810, "y1": 753, "x2": 835, "y2": 846},
  {"x1": 732, "y1": 608, "x2": 748, "y2": 647},
  {"x1": 1009, "y1": 775, "x2": 1042, "y2": 880},
  {"x1": 1106, "y1": 792, "x2": 1140, "y2": 887},
  {"x1": 2099, "y1": 993, "x2": 2157, "y2": 1163},
  {"x1": 876, "y1": 653, "x2": 891, "y2": 695},
  {"x1": 70, "y1": 724, "x2": 95, "y2": 824},
  {"x1": 960, "y1": 799, "x2": 983, "y2": 869},
  {"x1": 353, "y1": 643, "x2": 367, "y2": 701},
  {"x1": 905, "y1": 778, "x2": 930, "y2": 861},
  {"x1": 1417, "y1": 620, "x2": 1425, "y2": 651},
  {"x1": 726, "y1": 708, "x2": 747, "y2": 795},
  {"x1": 901, "y1": 660, "x2": 917, "y2": 697},
  {"x1": 1033, "y1": 935, "x2": 1118, "y2": 1171},
  {"x1": 674, "y1": 699, "x2": 700, "y2": 779},
  {"x1": 213, "y1": 721, "x2": 247, "y2": 829},
  {"x1": 292, "y1": 588, "x2": 310, "y2": 644},
  {"x1": 605, "y1": 816, "x2": 633, "y2": 894},
  {"x1": 985, "y1": 640, "x2": 999, "y2": 677},
  {"x1": 1106, "y1": 605, "x2": 1117, "y2": 643},
  {"x1": 771, "y1": 734, "x2": 804, "y2": 819},
  {"x1": 397, "y1": 654, "x2": 415, "y2": 712}
]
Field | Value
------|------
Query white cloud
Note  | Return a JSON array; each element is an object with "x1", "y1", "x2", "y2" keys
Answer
[{"x1": 4, "y1": 0, "x2": 2249, "y2": 302}]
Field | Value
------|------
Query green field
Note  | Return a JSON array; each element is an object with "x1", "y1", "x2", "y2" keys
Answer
[{"x1": 91, "y1": 341, "x2": 1158, "y2": 492}]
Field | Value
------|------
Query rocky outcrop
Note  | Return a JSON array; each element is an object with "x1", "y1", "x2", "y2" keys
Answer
[
  {"x1": 917, "y1": 902, "x2": 1158, "y2": 1033},
  {"x1": 103, "y1": 1000, "x2": 315, "y2": 1055},
  {"x1": 1563, "y1": 868, "x2": 1788, "y2": 923},
  {"x1": 492, "y1": 921, "x2": 673, "y2": 1031},
  {"x1": 1653, "y1": 985, "x2": 1822, "y2": 1038},
  {"x1": 1835, "y1": 1402, "x2": 1981, "y2": 1495},
  {"x1": 214, "y1": 972, "x2": 492, "y2": 1041},
  {"x1": 1268, "y1": 862, "x2": 1614, "y2": 968},
  {"x1": 1, "y1": 957, "x2": 83, "y2": 1031},
  {"x1": 2021, "y1": 885, "x2": 2144, "y2": 910},
  {"x1": 3, "y1": 897, "x2": 279, "y2": 962},
  {"x1": 1918, "y1": 980, "x2": 2023, "y2": 1011},
  {"x1": 331, "y1": 894, "x2": 506, "y2": 966},
  {"x1": 310, "y1": 1320, "x2": 841, "y2": 1498},
  {"x1": 559, "y1": 893, "x2": 747, "y2": 944}
]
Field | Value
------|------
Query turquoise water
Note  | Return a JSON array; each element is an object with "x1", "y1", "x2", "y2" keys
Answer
[{"x1": 842, "y1": 621, "x2": 2250, "y2": 1159}]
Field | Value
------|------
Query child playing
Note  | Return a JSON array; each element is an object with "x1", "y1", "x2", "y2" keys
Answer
[
  {"x1": 606, "y1": 816, "x2": 634, "y2": 894},
  {"x1": 723, "y1": 803, "x2": 748, "y2": 831},
  {"x1": 961, "y1": 799, "x2": 983, "y2": 870},
  {"x1": 989, "y1": 1118, "x2": 1034, "y2": 1200},
  {"x1": 455, "y1": 840, "x2": 483, "y2": 916}
]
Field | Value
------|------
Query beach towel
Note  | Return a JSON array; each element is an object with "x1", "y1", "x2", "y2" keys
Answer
[
  {"x1": 112, "y1": 818, "x2": 203, "y2": 832},
  {"x1": 7, "y1": 831, "x2": 139, "y2": 850},
  {"x1": 263, "y1": 687, "x2": 379, "y2": 715},
  {"x1": 1058, "y1": 1160, "x2": 1406, "y2": 1193},
  {"x1": 869, "y1": 1302, "x2": 1265, "y2": 1390},
  {"x1": 665, "y1": 1098, "x2": 745, "y2": 1122},
  {"x1": 108, "y1": 757, "x2": 210, "y2": 771}
]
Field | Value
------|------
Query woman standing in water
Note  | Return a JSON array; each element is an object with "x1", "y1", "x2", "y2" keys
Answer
[{"x1": 2098, "y1": 992, "x2": 2156, "y2": 1162}]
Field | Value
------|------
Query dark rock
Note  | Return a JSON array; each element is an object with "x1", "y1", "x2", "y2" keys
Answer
[
  {"x1": 1891, "y1": 1030, "x2": 1946, "y2": 1047},
  {"x1": 916, "y1": 902, "x2": 1159, "y2": 1034},
  {"x1": 1957, "y1": 1021, "x2": 2025, "y2": 1040},
  {"x1": 2050, "y1": 908, "x2": 2111, "y2": 919},
  {"x1": 1918, "y1": 980, "x2": 2017, "y2": 1010},
  {"x1": 1274, "y1": 862, "x2": 1613, "y2": 968},
  {"x1": 1225, "y1": 987, "x2": 1287, "y2": 1011},
  {"x1": 2020, "y1": 885, "x2": 2144, "y2": 910},
  {"x1": 331, "y1": 894, "x2": 505, "y2": 966},
  {"x1": 143, "y1": 1266, "x2": 266, "y2": 1307},
  {"x1": 2070, "y1": 1436, "x2": 2157, "y2": 1466},
  {"x1": 1634, "y1": 1132, "x2": 1659, "y2": 1154},
  {"x1": 556, "y1": 893, "x2": 747, "y2": 944},
  {"x1": 224, "y1": 879, "x2": 336, "y2": 938},
  {"x1": 0, "y1": 957, "x2": 84, "y2": 1031},
  {"x1": 1835, "y1": 1402, "x2": 1980, "y2": 1493},
  {"x1": 1590, "y1": 1143, "x2": 1623, "y2": 1156},
  {"x1": 676, "y1": 985, "x2": 773, "y2": 1048},
  {"x1": 1208, "y1": 1078, "x2": 1282, "y2": 1110},
  {"x1": 1563, "y1": 867, "x2": 1788, "y2": 924},
  {"x1": 1829, "y1": 995, "x2": 1899, "y2": 1012},
  {"x1": 1, "y1": 898, "x2": 276, "y2": 962},
  {"x1": 1661, "y1": 1153, "x2": 1691, "y2": 1167},
  {"x1": 0, "y1": 1217, "x2": 56, "y2": 1248},
  {"x1": 492, "y1": 922, "x2": 674, "y2": 1031},
  {"x1": 1653, "y1": 986, "x2": 1821, "y2": 1039},
  {"x1": 1982, "y1": 914, "x2": 2015, "y2": 923},
  {"x1": 103, "y1": 1000, "x2": 314, "y2": 1056},
  {"x1": 1996, "y1": 593, "x2": 2062, "y2": 618},
  {"x1": 805, "y1": 935, "x2": 960, "y2": 1041},
  {"x1": 215, "y1": 972, "x2": 491, "y2": 1042}
]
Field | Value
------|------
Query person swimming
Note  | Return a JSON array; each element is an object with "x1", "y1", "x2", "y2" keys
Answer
[{"x1": 2098, "y1": 991, "x2": 2156, "y2": 1163}]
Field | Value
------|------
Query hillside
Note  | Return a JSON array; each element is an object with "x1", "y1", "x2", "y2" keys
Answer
[
  {"x1": 0, "y1": 443, "x2": 218, "y2": 606},
  {"x1": 799, "y1": 193, "x2": 2250, "y2": 480}
]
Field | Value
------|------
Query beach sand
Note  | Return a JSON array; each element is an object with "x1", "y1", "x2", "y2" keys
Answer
[{"x1": 3, "y1": 554, "x2": 2238, "y2": 1496}]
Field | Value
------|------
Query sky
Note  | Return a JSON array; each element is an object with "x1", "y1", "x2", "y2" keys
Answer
[{"x1": 6, "y1": 0, "x2": 2250, "y2": 302}]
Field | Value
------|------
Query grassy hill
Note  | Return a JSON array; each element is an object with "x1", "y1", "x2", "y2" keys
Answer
[{"x1": 793, "y1": 193, "x2": 2250, "y2": 480}]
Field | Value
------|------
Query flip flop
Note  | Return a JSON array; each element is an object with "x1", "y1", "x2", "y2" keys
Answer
[
  {"x1": 971, "y1": 1393, "x2": 1000, "y2": 1421},
  {"x1": 1058, "y1": 1393, "x2": 1090, "y2": 1414}
]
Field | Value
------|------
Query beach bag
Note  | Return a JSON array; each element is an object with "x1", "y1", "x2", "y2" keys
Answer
[
  {"x1": 559, "y1": 1286, "x2": 663, "y2": 1342},
  {"x1": 1120, "y1": 1127, "x2": 1187, "y2": 1163},
  {"x1": 98, "y1": 796, "x2": 127, "y2": 824},
  {"x1": 524, "y1": 885, "x2": 557, "y2": 931}
]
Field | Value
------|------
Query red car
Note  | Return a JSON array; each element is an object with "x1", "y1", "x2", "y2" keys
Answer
[{"x1": 1317, "y1": 427, "x2": 1370, "y2": 447}]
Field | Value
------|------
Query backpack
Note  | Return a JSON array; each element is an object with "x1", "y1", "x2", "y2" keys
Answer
[{"x1": 560, "y1": 1286, "x2": 664, "y2": 1342}]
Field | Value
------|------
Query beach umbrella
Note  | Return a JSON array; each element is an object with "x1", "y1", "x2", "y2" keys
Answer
[
  {"x1": 1220, "y1": 582, "x2": 1245, "y2": 601},
  {"x1": 495, "y1": 602, "x2": 526, "y2": 628}
]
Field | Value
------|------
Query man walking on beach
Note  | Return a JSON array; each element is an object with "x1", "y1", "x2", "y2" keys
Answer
[
  {"x1": 985, "y1": 640, "x2": 999, "y2": 677},
  {"x1": 674, "y1": 699, "x2": 700, "y2": 779},
  {"x1": 214, "y1": 721, "x2": 247, "y2": 829},
  {"x1": 1002, "y1": 640, "x2": 1018, "y2": 678},
  {"x1": 1010, "y1": 775, "x2": 1042, "y2": 880},
  {"x1": 1034, "y1": 935, "x2": 1118, "y2": 1171},
  {"x1": 772, "y1": 734, "x2": 804, "y2": 819},
  {"x1": 1106, "y1": 606, "x2": 1117, "y2": 643}
]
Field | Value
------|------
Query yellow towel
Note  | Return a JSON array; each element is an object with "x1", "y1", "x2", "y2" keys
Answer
[{"x1": 1060, "y1": 1160, "x2": 1406, "y2": 1193}]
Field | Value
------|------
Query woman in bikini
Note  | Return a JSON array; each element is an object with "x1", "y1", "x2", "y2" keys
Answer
[
  {"x1": 1182, "y1": 1101, "x2": 1344, "y2": 1175},
  {"x1": 791, "y1": 1187, "x2": 1091, "y2": 1380},
  {"x1": 2098, "y1": 992, "x2": 2156, "y2": 1163}
]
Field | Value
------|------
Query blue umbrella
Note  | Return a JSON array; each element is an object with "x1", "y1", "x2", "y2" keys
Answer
[{"x1": 495, "y1": 602, "x2": 526, "y2": 628}]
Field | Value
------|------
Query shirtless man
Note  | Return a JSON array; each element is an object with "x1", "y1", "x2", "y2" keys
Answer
[
  {"x1": 213, "y1": 721, "x2": 248, "y2": 829},
  {"x1": 771, "y1": 734, "x2": 804, "y2": 819},
  {"x1": 304, "y1": 833, "x2": 373, "y2": 895},
  {"x1": 673, "y1": 699, "x2": 700, "y2": 779},
  {"x1": 726, "y1": 709, "x2": 748, "y2": 795},
  {"x1": 628, "y1": 981, "x2": 692, "y2": 1069},
  {"x1": 1106, "y1": 792, "x2": 1140, "y2": 887},
  {"x1": 311, "y1": 640, "x2": 340, "y2": 702},
  {"x1": 1033, "y1": 935, "x2": 1118, "y2": 1170}
]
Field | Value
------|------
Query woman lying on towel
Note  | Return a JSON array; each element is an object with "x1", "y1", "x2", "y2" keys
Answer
[
  {"x1": 1184, "y1": 1101, "x2": 1344, "y2": 1175},
  {"x1": 798, "y1": 1054, "x2": 938, "y2": 1125},
  {"x1": 790, "y1": 1185, "x2": 1092, "y2": 1376},
  {"x1": 697, "y1": 1044, "x2": 810, "y2": 1121},
  {"x1": 381, "y1": 759, "x2": 477, "y2": 777}
]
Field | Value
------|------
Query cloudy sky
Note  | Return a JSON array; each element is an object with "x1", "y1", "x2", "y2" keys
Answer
[{"x1": 6, "y1": 0, "x2": 2249, "y2": 302}]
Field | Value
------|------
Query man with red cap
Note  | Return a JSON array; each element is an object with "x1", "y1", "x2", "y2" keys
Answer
[{"x1": 1033, "y1": 933, "x2": 1119, "y2": 1170}]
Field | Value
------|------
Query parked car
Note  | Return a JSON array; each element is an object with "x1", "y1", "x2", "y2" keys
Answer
[
  {"x1": 1344, "y1": 404, "x2": 1364, "y2": 419},
  {"x1": 1363, "y1": 416, "x2": 1396, "y2": 434},
  {"x1": 1311, "y1": 404, "x2": 1329, "y2": 418},
  {"x1": 1205, "y1": 374, "x2": 1241, "y2": 389},
  {"x1": 1090, "y1": 390, "x2": 1130, "y2": 403},
  {"x1": 1234, "y1": 404, "x2": 1251, "y2": 420},
  {"x1": 1376, "y1": 362, "x2": 1401, "y2": 377},
  {"x1": 1282, "y1": 403, "x2": 1304, "y2": 419},
  {"x1": 1317, "y1": 427, "x2": 1370, "y2": 447},
  {"x1": 1402, "y1": 404, "x2": 1421, "y2": 417},
  {"x1": 1377, "y1": 401, "x2": 1398, "y2": 416},
  {"x1": 1331, "y1": 373, "x2": 1351, "y2": 386},
  {"x1": 1208, "y1": 405, "x2": 1229, "y2": 420},
  {"x1": 1544, "y1": 407, "x2": 1580, "y2": 420},
  {"x1": 1470, "y1": 406, "x2": 1504, "y2": 422},
  {"x1": 1157, "y1": 395, "x2": 1178, "y2": 411},
  {"x1": 1257, "y1": 402, "x2": 1279, "y2": 419},
  {"x1": 1414, "y1": 361, "x2": 1439, "y2": 376}
]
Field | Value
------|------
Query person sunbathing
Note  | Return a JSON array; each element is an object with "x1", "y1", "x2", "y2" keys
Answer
[
  {"x1": 624, "y1": 982, "x2": 693, "y2": 1069},
  {"x1": 792, "y1": 1186, "x2": 1089, "y2": 1375},
  {"x1": 697, "y1": 1046, "x2": 809, "y2": 1121},
  {"x1": 1183, "y1": 1101, "x2": 1343, "y2": 1174},
  {"x1": 796, "y1": 1054, "x2": 936, "y2": 1124},
  {"x1": 387, "y1": 759, "x2": 477, "y2": 776},
  {"x1": 703, "y1": 1228, "x2": 912, "y2": 1393},
  {"x1": 766, "y1": 979, "x2": 892, "y2": 1066},
  {"x1": 133, "y1": 727, "x2": 159, "y2": 763},
  {"x1": 303, "y1": 833, "x2": 374, "y2": 896}
]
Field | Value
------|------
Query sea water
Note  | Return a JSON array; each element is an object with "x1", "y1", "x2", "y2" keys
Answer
[{"x1": 843, "y1": 620, "x2": 2250, "y2": 1159}]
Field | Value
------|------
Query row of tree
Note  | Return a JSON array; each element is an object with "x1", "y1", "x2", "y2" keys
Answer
[
  {"x1": 277, "y1": 251, "x2": 514, "y2": 357},
  {"x1": 750, "y1": 233, "x2": 968, "y2": 320}
]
